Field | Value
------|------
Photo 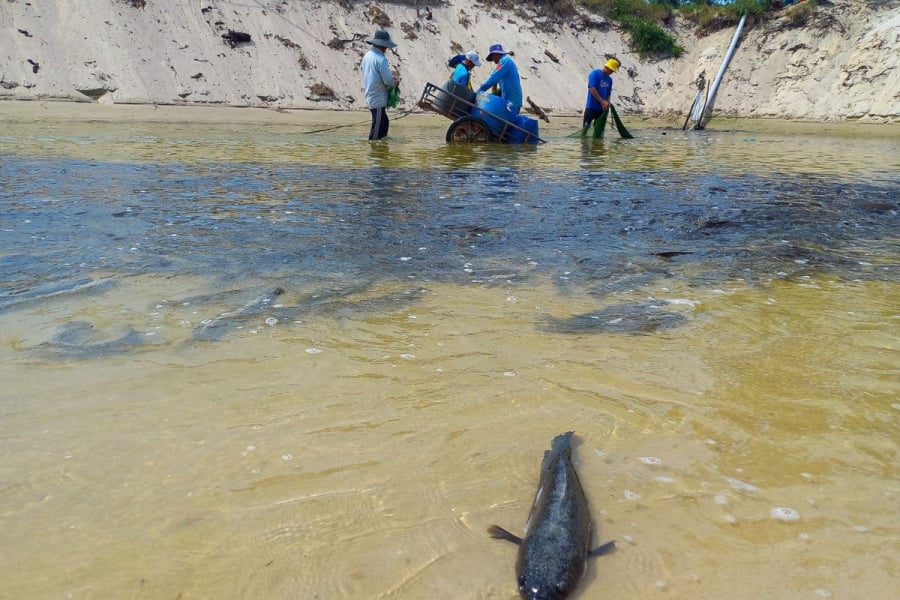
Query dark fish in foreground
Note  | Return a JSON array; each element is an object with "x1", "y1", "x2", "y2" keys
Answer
[{"x1": 489, "y1": 431, "x2": 615, "y2": 600}]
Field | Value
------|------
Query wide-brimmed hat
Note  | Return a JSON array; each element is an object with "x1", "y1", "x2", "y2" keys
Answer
[
  {"x1": 486, "y1": 43, "x2": 508, "y2": 61},
  {"x1": 366, "y1": 29, "x2": 397, "y2": 49},
  {"x1": 604, "y1": 58, "x2": 620, "y2": 72},
  {"x1": 465, "y1": 51, "x2": 482, "y2": 67}
]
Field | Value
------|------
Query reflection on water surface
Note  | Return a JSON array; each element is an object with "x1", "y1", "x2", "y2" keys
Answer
[{"x1": 1, "y1": 104, "x2": 898, "y2": 599}]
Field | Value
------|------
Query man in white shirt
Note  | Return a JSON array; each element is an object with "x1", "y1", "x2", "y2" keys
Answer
[{"x1": 360, "y1": 30, "x2": 399, "y2": 140}]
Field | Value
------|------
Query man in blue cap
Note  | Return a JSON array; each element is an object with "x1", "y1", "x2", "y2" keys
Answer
[
  {"x1": 360, "y1": 29, "x2": 399, "y2": 140},
  {"x1": 475, "y1": 43, "x2": 522, "y2": 114}
]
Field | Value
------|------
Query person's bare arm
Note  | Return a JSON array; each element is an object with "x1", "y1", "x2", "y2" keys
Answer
[{"x1": 589, "y1": 86, "x2": 608, "y2": 109}]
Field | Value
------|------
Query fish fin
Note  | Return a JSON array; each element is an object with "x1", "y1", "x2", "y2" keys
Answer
[
  {"x1": 590, "y1": 540, "x2": 617, "y2": 557},
  {"x1": 487, "y1": 525, "x2": 523, "y2": 545}
]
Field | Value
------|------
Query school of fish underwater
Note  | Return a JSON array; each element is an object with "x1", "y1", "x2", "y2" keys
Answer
[{"x1": 1, "y1": 106, "x2": 898, "y2": 599}]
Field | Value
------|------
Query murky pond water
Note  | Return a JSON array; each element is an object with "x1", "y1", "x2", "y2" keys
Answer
[{"x1": 1, "y1": 103, "x2": 898, "y2": 599}]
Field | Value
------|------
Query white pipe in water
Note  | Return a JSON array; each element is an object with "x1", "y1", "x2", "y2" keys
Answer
[{"x1": 695, "y1": 13, "x2": 747, "y2": 130}]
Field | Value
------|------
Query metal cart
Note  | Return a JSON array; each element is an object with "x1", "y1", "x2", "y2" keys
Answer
[{"x1": 417, "y1": 82, "x2": 545, "y2": 144}]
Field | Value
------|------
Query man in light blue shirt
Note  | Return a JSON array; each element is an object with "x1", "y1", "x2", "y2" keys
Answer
[
  {"x1": 476, "y1": 43, "x2": 522, "y2": 114},
  {"x1": 360, "y1": 29, "x2": 398, "y2": 140}
]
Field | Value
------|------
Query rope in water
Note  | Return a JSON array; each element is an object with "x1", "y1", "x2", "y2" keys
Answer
[{"x1": 299, "y1": 106, "x2": 418, "y2": 135}]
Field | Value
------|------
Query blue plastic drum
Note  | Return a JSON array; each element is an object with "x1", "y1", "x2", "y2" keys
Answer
[
  {"x1": 507, "y1": 114, "x2": 540, "y2": 144},
  {"x1": 473, "y1": 93, "x2": 515, "y2": 136}
]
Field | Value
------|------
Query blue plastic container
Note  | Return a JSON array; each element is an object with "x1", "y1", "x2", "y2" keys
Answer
[
  {"x1": 508, "y1": 114, "x2": 540, "y2": 144},
  {"x1": 434, "y1": 81, "x2": 475, "y2": 119},
  {"x1": 473, "y1": 93, "x2": 514, "y2": 136}
]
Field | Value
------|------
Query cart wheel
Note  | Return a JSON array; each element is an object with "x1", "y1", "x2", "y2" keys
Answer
[{"x1": 446, "y1": 116, "x2": 493, "y2": 143}]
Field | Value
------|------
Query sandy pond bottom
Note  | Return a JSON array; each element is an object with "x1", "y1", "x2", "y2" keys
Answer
[{"x1": 0, "y1": 102, "x2": 898, "y2": 599}]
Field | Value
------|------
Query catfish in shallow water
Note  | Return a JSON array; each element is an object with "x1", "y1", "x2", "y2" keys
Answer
[
  {"x1": 540, "y1": 301, "x2": 687, "y2": 335},
  {"x1": 40, "y1": 320, "x2": 159, "y2": 359},
  {"x1": 192, "y1": 286, "x2": 285, "y2": 341},
  {"x1": 488, "y1": 431, "x2": 615, "y2": 600}
]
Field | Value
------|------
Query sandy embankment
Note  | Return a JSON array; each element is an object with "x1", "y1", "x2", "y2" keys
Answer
[{"x1": 0, "y1": 0, "x2": 897, "y2": 122}]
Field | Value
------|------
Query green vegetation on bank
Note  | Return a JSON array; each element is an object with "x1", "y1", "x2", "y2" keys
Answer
[
  {"x1": 584, "y1": 0, "x2": 684, "y2": 58},
  {"x1": 483, "y1": 0, "x2": 790, "y2": 60},
  {"x1": 679, "y1": 0, "x2": 805, "y2": 34},
  {"x1": 589, "y1": 0, "x2": 789, "y2": 58}
]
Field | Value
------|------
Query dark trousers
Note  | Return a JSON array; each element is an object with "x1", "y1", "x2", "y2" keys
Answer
[
  {"x1": 582, "y1": 107, "x2": 606, "y2": 130},
  {"x1": 369, "y1": 107, "x2": 389, "y2": 140}
]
